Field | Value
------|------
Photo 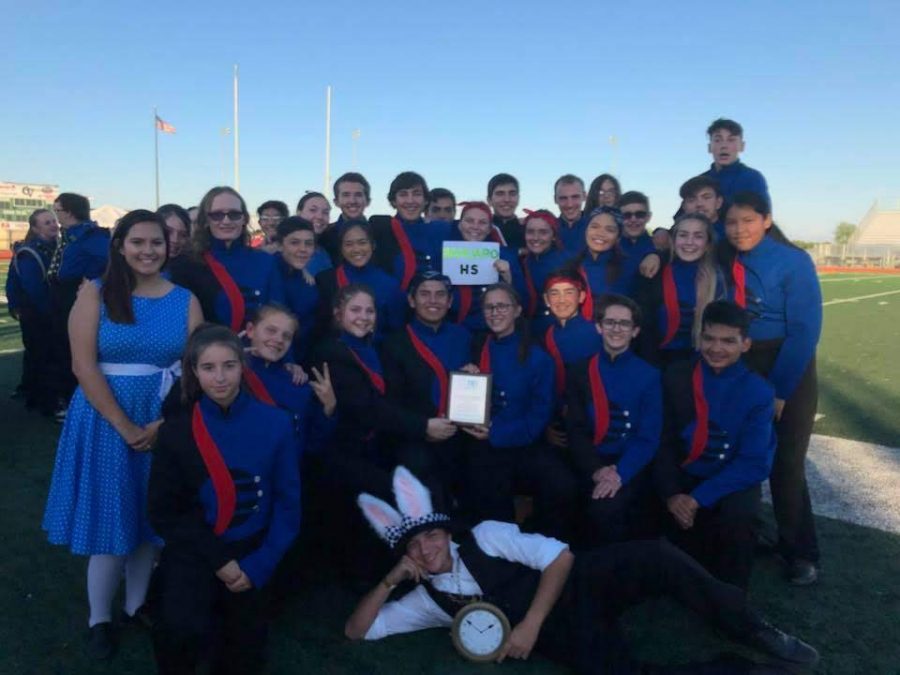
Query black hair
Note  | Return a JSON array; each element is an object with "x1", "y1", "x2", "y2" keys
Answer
[
  {"x1": 408, "y1": 270, "x2": 452, "y2": 296},
  {"x1": 102, "y1": 210, "x2": 169, "y2": 324},
  {"x1": 339, "y1": 218, "x2": 375, "y2": 243},
  {"x1": 296, "y1": 192, "x2": 328, "y2": 214},
  {"x1": 181, "y1": 323, "x2": 244, "y2": 404},
  {"x1": 257, "y1": 200, "x2": 289, "y2": 218},
  {"x1": 157, "y1": 203, "x2": 192, "y2": 234},
  {"x1": 707, "y1": 118, "x2": 743, "y2": 137},
  {"x1": 701, "y1": 300, "x2": 750, "y2": 338},
  {"x1": 553, "y1": 173, "x2": 585, "y2": 194},
  {"x1": 56, "y1": 192, "x2": 91, "y2": 222},
  {"x1": 487, "y1": 173, "x2": 519, "y2": 199},
  {"x1": 617, "y1": 191, "x2": 649, "y2": 209},
  {"x1": 584, "y1": 174, "x2": 622, "y2": 212},
  {"x1": 593, "y1": 292, "x2": 642, "y2": 327},
  {"x1": 427, "y1": 187, "x2": 456, "y2": 207},
  {"x1": 388, "y1": 171, "x2": 429, "y2": 205},
  {"x1": 333, "y1": 172, "x2": 372, "y2": 202},
  {"x1": 580, "y1": 207, "x2": 625, "y2": 287},
  {"x1": 679, "y1": 175, "x2": 721, "y2": 200},
  {"x1": 276, "y1": 216, "x2": 316, "y2": 242}
]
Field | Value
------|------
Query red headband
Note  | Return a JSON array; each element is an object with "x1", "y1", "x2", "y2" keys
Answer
[
  {"x1": 459, "y1": 201, "x2": 493, "y2": 222},
  {"x1": 544, "y1": 274, "x2": 585, "y2": 293},
  {"x1": 523, "y1": 209, "x2": 559, "y2": 233}
]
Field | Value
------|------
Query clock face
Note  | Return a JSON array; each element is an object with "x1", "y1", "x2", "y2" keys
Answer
[{"x1": 457, "y1": 607, "x2": 505, "y2": 657}]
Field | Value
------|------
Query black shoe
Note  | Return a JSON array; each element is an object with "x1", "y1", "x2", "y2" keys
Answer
[
  {"x1": 747, "y1": 622, "x2": 819, "y2": 667},
  {"x1": 787, "y1": 559, "x2": 818, "y2": 586},
  {"x1": 121, "y1": 604, "x2": 154, "y2": 630},
  {"x1": 86, "y1": 622, "x2": 116, "y2": 660}
]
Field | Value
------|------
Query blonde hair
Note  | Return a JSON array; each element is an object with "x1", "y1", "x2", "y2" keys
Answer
[{"x1": 671, "y1": 214, "x2": 717, "y2": 347}]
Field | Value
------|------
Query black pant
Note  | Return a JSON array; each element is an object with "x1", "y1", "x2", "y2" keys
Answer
[
  {"x1": 580, "y1": 468, "x2": 654, "y2": 547},
  {"x1": 395, "y1": 438, "x2": 467, "y2": 514},
  {"x1": 17, "y1": 309, "x2": 58, "y2": 413},
  {"x1": 463, "y1": 440, "x2": 578, "y2": 542},
  {"x1": 663, "y1": 481, "x2": 761, "y2": 590},
  {"x1": 539, "y1": 540, "x2": 763, "y2": 675},
  {"x1": 49, "y1": 284, "x2": 78, "y2": 404},
  {"x1": 152, "y1": 546, "x2": 268, "y2": 675},
  {"x1": 745, "y1": 343, "x2": 819, "y2": 564}
]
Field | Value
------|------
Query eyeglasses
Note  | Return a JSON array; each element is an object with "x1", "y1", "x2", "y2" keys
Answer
[
  {"x1": 621, "y1": 211, "x2": 648, "y2": 220},
  {"x1": 207, "y1": 210, "x2": 245, "y2": 223},
  {"x1": 484, "y1": 302, "x2": 513, "y2": 315},
  {"x1": 601, "y1": 319, "x2": 634, "y2": 331}
]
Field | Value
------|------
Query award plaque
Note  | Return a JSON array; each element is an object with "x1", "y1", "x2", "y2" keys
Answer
[{"x1": 447, "y1": 372, "x2": 492, "y2": 426}]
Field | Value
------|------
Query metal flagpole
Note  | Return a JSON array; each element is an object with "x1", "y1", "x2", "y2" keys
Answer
[
  {"x1": 233, "y1": 65, "x2": 240, "y2": 191},
  {"x1": 324, "y1": 85, "x2": 332, "y2": 194},
  {"x1": 154, "y1": 106, "x2": 160, "y2": 208}
]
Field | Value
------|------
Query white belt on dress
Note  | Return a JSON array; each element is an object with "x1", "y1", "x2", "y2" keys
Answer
[{"x1": 98, "y1": 360, "x2": 182, "y2": 400}]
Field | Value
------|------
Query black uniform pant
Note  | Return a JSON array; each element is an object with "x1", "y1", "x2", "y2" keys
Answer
[
  {"x1": 745, "y1": 342, "x2": 819, "y2": 564},
  {"x1": 49, "y1": 285, "x2": 77, "y2": 404},
  {"x1": 462, "y1": 439, "x2": 578, "y2": 542},
  {"x1": 538, "y1": 540, "x2": 764, "y2": 675},
  {"x1": 580, "y1": 467, "x2": 654, "y2": 548},
  {"x1": 17, "y1": 309, "x2": 58, "y2": 414},
  {"x1": 152, "y1": 546, "x2": 268, "y2": 675},
  {"x1": 663, "y1": 481, "x2": 761, "y2": 590}
]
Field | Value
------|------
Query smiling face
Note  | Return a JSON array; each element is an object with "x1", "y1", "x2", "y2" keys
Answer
[
  {"x1": 596, "y1": 304, "x2": 639, "y2": 357},
  {"x1": 700, "y1": 322, "x2": 750, "y2": 372},
  {"x1": 673, "y1": 217, "x2": 710, "y2": 263},
  {"x1": 459, "y1": 208, "x2": 492, "y2": 242},
  {"x1": 164, "y1": 214, "x2": 189, "y2": 258},
  {"x1": 482, "y1": 288, "x2": 520, "y2": 337},
  {"x1": 120, "y1": 221, "x2": 167, "y2": 277},
  {"x1": 194, "y1": 343, "x2": 243, "y2": 408},
  {"x1": 409, "y1": 280, "x2": 452, "y2": 327},
  {"x1": 489, "y1": 182, "x2": 519, "y2": 219},
  {"x1": 280, "y1": 228, "x2": 316, "y2": 270},
  {"x1": 298, "y1": 196, "x2": 331, "y2": 234},
  {"x1": 336, "y1": 290, "x2": 377, "y2": 337},
  {"x1": 405, "y1": 528, "x2": 452, "y2": 575},
  {"x1": 620, "y1": 203, "x2": 651, "y2": 241},
  {"x1": 341, "y1": 225, "x2": 374, "y2": 268},
  {"x1": 544, "y1": 281, "x2": 584, "y2": 321},
  {"x1": 524, "y1": 216, "x2": 555, "y2": 255},
  {"x1": 207, "y1": 192, "x2": 247, "y2": 243},
  {"x1": 554, "y1": 181, "x2": 585, "y2": 222},
  {"x1": 725, "y1": 204, "x2": 772, "y2": 252},
  {"x1": 392, "y1": 185, "x2": 427, "y2": 222},
  {"x1": 246, "y1": 311, "x2": 296, "y2": 363},
  {"x1": 258, "y1": 207, "x2": 284, "y2": 241},
  {"x1": 709, "y1": 129, "x2": 745, "y2": 168},
  {"x1": 585, "y1": 213, "x2": 619, "y2": 254},
  {"x1": 335, "y1": 180, "x2": 369, "y2": 220},
  {"x1": 32, "y1": 212, "x2": 59, "y2": 241}
]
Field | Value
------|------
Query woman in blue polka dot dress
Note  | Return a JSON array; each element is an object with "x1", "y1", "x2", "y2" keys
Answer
[{"x1": 42, "y1": 210, "x2": 202, "y2": 659}]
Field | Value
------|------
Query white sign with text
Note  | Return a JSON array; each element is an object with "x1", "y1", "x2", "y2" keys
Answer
[{"x1": 442, "y1": 241, "x2": 500, "y2": 286}]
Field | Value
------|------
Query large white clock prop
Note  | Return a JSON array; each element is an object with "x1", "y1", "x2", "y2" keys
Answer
[{"x1": 451, "y1": 601, "x2": 511, "y2": 663}]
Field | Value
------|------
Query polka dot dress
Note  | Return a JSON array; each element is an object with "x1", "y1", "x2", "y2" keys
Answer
[{"x1": 42, "y1": 285, "x2": 191, "y2": 556}]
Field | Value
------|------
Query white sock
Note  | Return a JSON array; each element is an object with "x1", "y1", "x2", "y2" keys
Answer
[
  {"x1": 123, "y1": 542, "x2": 159, "y2": 616},
  {"x1": 87, "y1": 554, "x2": 125, "y2": 627}
]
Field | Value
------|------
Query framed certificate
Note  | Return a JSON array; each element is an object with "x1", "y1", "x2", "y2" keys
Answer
[{"x1": 447, "y1": 372, "x2": 492, "y2": 426}]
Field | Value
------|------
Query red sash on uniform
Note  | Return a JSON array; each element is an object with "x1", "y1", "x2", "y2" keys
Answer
[
  {"x1": 456, "y1": 287, "x2": 473, "y2": 324},
  {"x1": 348, "y1": 348, "x2": 385, "y2": 395},
  {"x1": 192, "y1": 403, "x2": 237, "y2": 536},
  {"x1": 242, "y1": 367, "x2": 276, "y2": 406},
  {"x1": 489, "y1": 226, "x2": 507, "y2": 246},
  {"x1": 544, "y1": 325, "x2": 565, "y2": 397},
  {"x1": 682, "y1": 362, "x2": 709, "y2": 466},
  {"x1": 579, "y1": 266, "x2": 594, "y2": 320},
  {"x1": 479, "y1": 336, "x2": 492, "y2": 374},
  {"x1": 660, "y1": 264, "x2": 680, "y2": 347},
  {"x1": 203, "y1": 251, "x2": 246, "y2": 332},
  {"x1": 520, "y1": 254, "x2": 538, "y2": 318},
  {"x1": 405, "y1": 325, "x2": 449, "y2": 415},
  {"x1": 732, "y1": 257, "x2": 747, "y2": 308},
  {"x1": 390, "y1": 217, "x2": 417, "y2": 290},
  {"x1": 587, "y1": 354, "x2": 610, "y2": 446},
  {"x1": 336, "y1": 264, "x2": 350, "y2": 289}
]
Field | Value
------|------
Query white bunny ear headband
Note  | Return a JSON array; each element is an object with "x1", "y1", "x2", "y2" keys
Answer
[{"x1": 358, "y1": 466, "x2": 451, "y2": 549}]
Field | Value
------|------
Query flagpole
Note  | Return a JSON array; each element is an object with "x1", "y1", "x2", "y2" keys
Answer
[
  {"x1": 324, "y1": 85, "x2": 332, "y2": 194},
  {"x1": 233, "y1": 65, "x2": 240, "y2": 191},
  {"x1": 154, "y1": 106, "x2": 160, "y2": 208}
]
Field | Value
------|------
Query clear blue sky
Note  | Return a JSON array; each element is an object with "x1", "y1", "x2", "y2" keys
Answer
[{"x1": 5, "y1": 0, "x2": 899, "y2": 240}]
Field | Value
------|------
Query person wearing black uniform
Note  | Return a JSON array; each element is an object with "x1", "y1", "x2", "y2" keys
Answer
[
  {"x1": 720, "y1": 192, "x2": 823, "y2": 586},
  {"x1": 149, "y1": 324, "x2": 301, "y2": 674},
  {"x1": 655, "y1": 301, "x2": 776, "y2": 590},
  {"x1": 345, "y1": 466, "x2": 820, "y2": 674},
  {"x1": 487, "y1": 173, "x2": 525, "y2": 251}
]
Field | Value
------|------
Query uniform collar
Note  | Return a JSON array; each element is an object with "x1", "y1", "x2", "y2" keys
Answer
[{"x1": 199, "y1": 390, "x2": 251, "y2": 419}]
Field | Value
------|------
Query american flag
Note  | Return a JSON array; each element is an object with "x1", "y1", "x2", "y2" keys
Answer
[{"x1": 155, "y1": 116, "x2": 176, "y2": 134}]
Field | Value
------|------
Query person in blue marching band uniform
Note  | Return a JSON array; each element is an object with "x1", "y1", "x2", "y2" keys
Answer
[
  {"x1": 149, "y1": 324, "x2": 301, "y2": 674},
  {"x1": 7, "y1": 208, "x2": 59, "y2": 415},
  {"x1": 719, "y1": 192, "x2": 823, "y2": 586},
  {"x1": 370, "y1": 172, "x2": 452, "y2": 291},
  {"x1": 487, "y1": 173, "x2": 525, "y2": 251},
  {"x1": 320, "y1": 172, "x2": 372, "y2": 265},
  {"x1": 315, "y1": 219, "x2": 408, "y2": 342},
  {"x1": 463, "y1": 283, "x2": 577, "y2": 540},
  {"x1": 295, "y1": 192, "x2": 334, "y2": 276},
  {"x1": 636, "y1": 213, "x2": 724, "y2": 367},
  {"x1": 565, "y1": 294, "x2": 662, "y2": 546},
  {"x1": 272, "y1": 216, "x2": 320, "y2": 364},
  {"x1": 518, "y1": 209, "x2": 574, "y2": 333},
  {"x1": 702, "y1": 118, "x2": 771, "y2": 211},
  {"x1": 168, "y1": 187, "x2": 285, "y2": 335},
  {"x1": 654, "y1": 301, "x2": 776, "y2": 591},
  {"x1": 553, "y1": 174, "x2": 589, "y2": 256}
]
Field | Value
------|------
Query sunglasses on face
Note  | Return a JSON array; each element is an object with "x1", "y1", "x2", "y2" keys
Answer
[
  {"x1": 207, "y1": 210, "x2": 244, "y2": 223},
  {"x1": 621, "y1": 211, "x2": 648, "y2": 220}
]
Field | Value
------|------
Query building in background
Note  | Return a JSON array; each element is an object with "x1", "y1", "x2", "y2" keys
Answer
[{"x1": 0, "y1": 182, "x2": 59, "y2": 251}]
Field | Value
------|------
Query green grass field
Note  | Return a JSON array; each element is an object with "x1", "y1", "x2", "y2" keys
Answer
[{"x1": 1, "y1": 265, "x2": 899, "y2": 674}]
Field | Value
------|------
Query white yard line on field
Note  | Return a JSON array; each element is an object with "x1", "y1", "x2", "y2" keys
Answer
[
  {"x1": 822, "y1": 289, "x2": 900, "y2": 306},
  {"x1": 818, "y1": 275, "x2": 898, "y2": 282}
]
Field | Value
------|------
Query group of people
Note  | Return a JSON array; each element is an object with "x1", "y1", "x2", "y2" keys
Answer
[{"x1": 10, "y1": 117, "x2": 823, "y2": 673}]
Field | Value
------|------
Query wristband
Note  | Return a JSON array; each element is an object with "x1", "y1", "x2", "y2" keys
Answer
[{"x1": 382, "y1": 578, "x2": 397, "y2": 591}]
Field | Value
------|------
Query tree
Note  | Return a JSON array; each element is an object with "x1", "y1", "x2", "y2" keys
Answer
[{"x1": 834, "y1": 222, "x2": 857, "y2": 245}]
